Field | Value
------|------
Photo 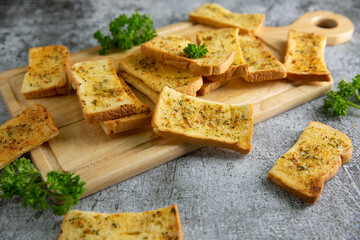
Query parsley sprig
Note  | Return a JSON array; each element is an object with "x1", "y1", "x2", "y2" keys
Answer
[
  {"x1": 323, "y1": 74, "x2": 360, "y2": 116},
  {"x1": 94, "y1": 10, "x2": 157, "y2": 55},
  {"x1": 183, "y1": 43, "x2": 208, "y2": 58},
  {"x1": 0, "y1": 157, "x2": 87, "y2": 215}
]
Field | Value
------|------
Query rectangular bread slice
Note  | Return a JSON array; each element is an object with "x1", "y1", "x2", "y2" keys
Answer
[
  {"x1": 239, "y1": 35, "x2": 286, "y2": 82},
  {"x1": 141, "y1": 34, "x2": 234, "y2": 76},
  {"x1": 267, "y1": 121, "x2": 352, "y2": 204},
  {"x1": 71, "y1": 58, "x2": 137, "y2": 123},
  {"x1": 189, "y1": 3, "x2": 265, "y2": 35},
  {"x1": 284, "y1": 30, "x2": 331, "y2": 82},
  {"x1": 0, "y1": 104, "x2": 59, "y2": 169},
  {"x1": 198, "y1": 77, "x2": 231, "y2": 96},
  {"x1": 197, "y1": 28, "x2": 248, "y2": 81},
  {"x1": 21, "y1": 45, "x2": 70, "y2": 99},
  {"x1": 100, "y1": 76, "x2": 152, "y2": 135},
  {"x1": 152, "y1": 86, "x2": 253, "y2": 154},
  {"x1": 117, "y1": 51, "x2": 203, "y2": 102},
  {"x1": 58, "y1": 204, "x2": 183, "y2": 240}
]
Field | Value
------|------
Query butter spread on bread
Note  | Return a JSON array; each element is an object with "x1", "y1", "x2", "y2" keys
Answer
[
  {"x1": 0, "y1": 104, "x2": 59, "y2": 169},
  {"x1": 118, "y1": 51, "x2": 203, "y2": 102},
  {"x1": 58, "y1": 204, "x2": 183, "y2": 240},
  {"x1": 100, "y1": 76, "x2": 152, "y2": 135},
  {"x1": 71, "y1": 58, "x2": 136, "y2": 123},
  {"x1": 239, "y1": 35, "x2": 286, "y2": 82},
  {"x1": 152, "y1": 86, "x2": 253, "y2": 154},
  {"x1": 189, "y1": 3, "x2": 265, "y2": 35},
  {"x1": 141, "y1": 34, "x2": 234, "y2": 76},
  {"x1": 284, "y1": 30, "x2": 331, "y2": 81},
  {"x1": 21, "y1": 45, "x2": 70, "y2": 99},
  {"x1": 197, "y1": 28, "x2": 248, "y2": 81},
  {"x1": 268, "y1": 121, "x2": 352, "y2": 204}
]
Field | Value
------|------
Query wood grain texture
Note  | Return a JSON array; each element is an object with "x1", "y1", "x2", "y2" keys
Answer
[{"x1": 0, "y1": 11, "x2": 349, "y2": 197}]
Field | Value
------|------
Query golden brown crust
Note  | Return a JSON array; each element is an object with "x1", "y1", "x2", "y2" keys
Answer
[
  {"x1": 267, "y1": 121, "x2": 353, "y2": 204},
  {"x1": 117, "y1": 51, "x2": 203, "y2": 101},
  {"x1": 0, "y1": 104, "x2": 59, "y2": 169},
  {"x1": 100, "y1": 112, "x2": 152, "y2": 135},
  {"x1": 284, "y1": 30, "x2": 331, "y2": 82},
  {"x1": 239, "y1": 35, "x2": 286, "y2": 82},
  {"x1": 206, "y1": 64, "x2": 248, "y2": 82},
  {"x1": 197, "y1": 77, "x2": 231, "y2": 96},
  {"x1": 71, "y1": 58, "x2": 137, "y2": 123},
  {"x1": 189, "y1": 3, "x2": 265, "y2": 35},
  {"x1": 152, "y1": 86, "x2": 253, "y2": 154},
  {"x1": 82, "y1": 105, "x2": 137, "y2": 123},
  {"x1": 140, "y1": 34, "x2": 234, "y2": 76},
  {"x1": 58, "y1": 204, "x2": 183, "y2": 240},
  {"x1": 99, "y1": 76, "x2": 152, "y2": 135},
  {"x1": 21, "y1": 45, "x2": 70, "y2": 99}
]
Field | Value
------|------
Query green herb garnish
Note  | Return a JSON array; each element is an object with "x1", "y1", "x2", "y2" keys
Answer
[
  {"x1": 94, "y1": 10, "x2": 157, "y2": 55},
  {"x1": 323, "y1": 74, "x2": 360, "y2": 116},
  {"x1": 183, "y1": 43, "x2": 208, "y2": 58},
  {"x1": 0, "y1": 157, "x2": 87, "y2": 215}
]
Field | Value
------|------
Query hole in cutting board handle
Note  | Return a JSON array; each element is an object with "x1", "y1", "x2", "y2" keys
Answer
[{"x1": 314, "y1": 18, "x2": 338, "y2": 28}]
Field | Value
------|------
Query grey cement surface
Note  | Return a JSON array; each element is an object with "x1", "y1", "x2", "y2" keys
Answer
[{"x1": 0, "y1": 0, "x2": 359, "y2": 239}]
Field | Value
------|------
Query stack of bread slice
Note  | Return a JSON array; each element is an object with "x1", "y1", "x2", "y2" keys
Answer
[
  {"x1": 118, "y1": 50, "x2": 203, "y2": 102},
  {"x1": 21, "y1": 45, "x2": 70, "y2": 99},
  {"x1": 71, "y1": 58, "x2": 152, "y2": 134}
]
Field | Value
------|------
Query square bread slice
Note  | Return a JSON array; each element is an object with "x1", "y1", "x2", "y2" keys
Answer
[
  {"x1": 284, "y1": 30, "x2": 331, "y2": 82},
  {"x1": 117, "y1": 51, "x2": 203, "y2": 102},
  {"x1": 189, "y1": 3, "x2": 265, "y2": 35},
  {"x1": 152, "y1": 86, "x2": 253, "y2": 154},
  {"x1": 267, "y1": 121, "x2": 352, "y2": 204},
  {"x1": 21, "y1": 45, "x2": 70, "y2": 99},
  {"x1": 58, "y1": 204, "x2": 183, "y2": 240},
  {"x1": 239, "y1": 35, "x2": 286, "y2": 82},
  {"x1": 0, "y1": 104, "x2": 59, "y2": 169},
  {"x1": 197, "y1": 28, "x2": 248, "y2": 81},
  {"x1": 100, "y1": 76, "x2": 152, "y2": 135},
  {"x1": 71, "y1": 58, "x2": 137, "y2": 123},
  {"x1": 141, "y1": 34, "x2": 234, "y2": 76}
]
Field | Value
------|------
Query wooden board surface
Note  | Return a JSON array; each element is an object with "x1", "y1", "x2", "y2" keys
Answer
[{"x1": 0, "y1": 11, "x2": 352, "y2": 197}]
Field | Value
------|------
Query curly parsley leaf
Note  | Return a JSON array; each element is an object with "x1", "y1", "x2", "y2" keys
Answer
[
  {"x1": 323, "y1": 74, "x2": 360, "y2": 116},
  {"x1": 94, "y1": 10, "x2": 157, "y2": 55},
  {"x1": 183, "y1": 43, "x2": 208, "y2": 58},
  {"x1": 0, "y1": 158, "x2": 87, "y2": 215}
]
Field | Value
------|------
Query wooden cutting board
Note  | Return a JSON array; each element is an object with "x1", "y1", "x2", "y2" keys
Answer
[{"x1": 0, "y1": 11, "x2": 353, "y2": 197}]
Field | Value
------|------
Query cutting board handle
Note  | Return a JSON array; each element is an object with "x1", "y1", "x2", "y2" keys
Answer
[{"x1": 257, "y1": 11, "x2": 354, "y2": 52}]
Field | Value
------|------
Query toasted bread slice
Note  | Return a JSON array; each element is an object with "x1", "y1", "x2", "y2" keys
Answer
[
  {"x1": 119, "y1": 71, "x2": 159, "y2": 103},
  {"x1": 118, "y1": 51, "x2": 203, "y2": 102},
  {"x1": 141, "y1": 34, "x2": 234, "y2": 76},
  {"x1": 152, "y1": 86, "x2": 253, "y2": 154},
  {"x1": 21, "y1": 45, "x2": 70, "y2": 99},
  {"x1": 100, "y1": 76, "x2": 152, "y2": 135},
  {"x1": 267, "y1": 121, "x2": 352, "y2": 204},
  {"x1": 71, "y1": 59, "x2": 137, "y2": 123},
  {"x1": 58, "y1": 204, "x2": 183, "y2": 240},
  {"x1": 189, "y1": 3, "x2": 265, "y2": 35},
  {"x1": 239, "y1": 35, "x2": 286, "y2": 82},
  {"x1": 0, "y1": 104, "x2": 59, "y2": 169},
  {"x1": 197, "y1": 28, "x2": 248, "y2": 81},
  {"x1": 284, "y1": 30, "x2": 331, "y2": 82},
  {"x1": 198, "y1": 77, "x2": 231, "y2": 96}
]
